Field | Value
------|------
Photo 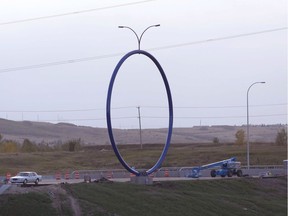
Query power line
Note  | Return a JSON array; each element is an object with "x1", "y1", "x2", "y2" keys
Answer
[
  {"x1": 0, "y1": 106, "x2": 139, "y2": 113},
  {"x1": 9, "y1": 113, "x2": 285, "y2": 123},
  {"x1": 0, "y1": 27, "x2": 286, "y2": 74},
  {"x1": 0, "y1": 52, "x2": 124, "y2": 74},
  {"x1": 0, "y1": 0, "x2": 155, "y2": 26},
  {"x1": 168, "y1": 113, "x2": 287, "y2": 119},
  {"x1": 0, "y1": 103, "x2": 286, "y2": 113},
  {"x1": 144, "y1": 103, "x2": 287, "y2": 109},
  {"x1": 142, "y1": 113, "x2": 286, "y2": 119},
  {"x1": 149, "y1": 27, "x2": 288, "y2": 51}
]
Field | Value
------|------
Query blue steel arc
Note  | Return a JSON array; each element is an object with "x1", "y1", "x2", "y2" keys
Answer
[{"x1": 106, "y1": 49, "x2": 173, "y2": 176}]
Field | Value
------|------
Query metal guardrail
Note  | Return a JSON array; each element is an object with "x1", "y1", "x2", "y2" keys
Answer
[
  {"x1": 1, "y1": 165, "x2": 286, "y2": 181},
  {"x1": 69, "y1": 165, "x2": 286, "y2": 179},
  {"x1": 241, "y1": 165, "x2": 284, "y2": 169}
]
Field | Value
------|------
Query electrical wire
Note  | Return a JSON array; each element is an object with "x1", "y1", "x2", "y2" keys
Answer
[
  {"x1": 0, "y1": 52, "x2": 124, "y2": 74},
  {"x1": 149, "y1": 27, "x2": 287, "y2": 51},
  {"x1": 0, "y1": 103, "x2": 286, "y2": 113},
  {"x1": 143, "y1": 113, "x2": 286, "y2": 119},
  {"x1": 0, "y1": 0, "x2": 155, "y2": 26},
  {"x1": 143, "y1": 103, "x2": 287, "y2": 109},
  {"x1": 0, "y1": 27, "x2": 286, "y2": 74},
  {"x1": 8, "y1": 113, "x2": 285, "y2": 123}
]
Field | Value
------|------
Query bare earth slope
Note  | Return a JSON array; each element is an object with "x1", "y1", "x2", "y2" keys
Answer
[{"x1": 0, "y1": 118, "x2": 285, "y2": 145}]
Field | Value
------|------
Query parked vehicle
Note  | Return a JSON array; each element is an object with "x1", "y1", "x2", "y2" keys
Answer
[{"x1": 10, "y1": 172, "x2": 42, "y2": 185}]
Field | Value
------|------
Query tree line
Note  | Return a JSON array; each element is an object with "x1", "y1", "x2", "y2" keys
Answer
[
  {"x1": 0, "y1": 128, "x2": 286, "y2": 153},
  {"x1": 212, "y1": 128, "x2": 287, "y2": 146},
  {"x1": 0, "y1": 135, "x2": 82, "y2": 153},
  {"x1": 233, "y1": 128, "x2": 286, "y2": 146}
]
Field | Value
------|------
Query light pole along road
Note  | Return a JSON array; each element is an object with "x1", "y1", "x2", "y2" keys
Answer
[
  {"x1": 246, "y1": 81, "x2": 265, "y2": 170},
  {"x1": 118, "y1": 24, "x2": 160, "y2": 149}
]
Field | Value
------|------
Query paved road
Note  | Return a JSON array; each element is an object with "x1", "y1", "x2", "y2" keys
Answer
[
  {"x1": 1, "y1": 173, "x2": 285, "y2": 194},
  {"x1": 0, "y1": 175, "x2": 246, "y2": 187},
  {"x1": 0, "y1": 165, "x2": 286, "y2": 193}
]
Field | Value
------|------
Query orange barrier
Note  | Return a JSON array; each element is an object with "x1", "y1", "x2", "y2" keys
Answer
[
  {"x1": 65, "y1": 171, "x2": 70, "y2": 180},
  {"x1": 106, "y1": 172, "x2": 113, "y2": 179},
  {"x1": 55, "y1": 172, "x2": 61, "y2": 180},
  {"x1": 6, "y1": 172, "x2": 11, "y2": 180},
  {"x1": 164, "y1": 169, "x2": 169, "y2": 177},
  {"x1": 74, "y1": 171, "x2": 79, "y2": 179}
]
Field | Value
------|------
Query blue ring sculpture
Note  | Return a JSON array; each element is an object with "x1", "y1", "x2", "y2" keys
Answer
[{"x1": 106, "y1": 49, "x2": 173, "y2": 176}]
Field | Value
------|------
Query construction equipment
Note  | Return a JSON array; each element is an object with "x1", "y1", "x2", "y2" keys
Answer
[{"x1": 188, "y1": 157, "x2": 243, "y2": 178}]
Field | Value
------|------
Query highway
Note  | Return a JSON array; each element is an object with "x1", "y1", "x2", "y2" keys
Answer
[
  {"x1": 0, "y1": 176, "x2": 246, "y2": 195},
  {"x1": 0, "y1": 165, "x2": 286, "y2": 194}
]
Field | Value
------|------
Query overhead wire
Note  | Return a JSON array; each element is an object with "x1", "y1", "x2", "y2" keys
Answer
[
  {"x1": 0, "y1": 27, "x2": 287, "y2": 74},
  {"x1": 143, "y1": 103, "x2": 287, "y2": 109},
  {"x1": 0, "y1": 4, "x2": 286, "y2": 125},
  {"x1": 8, "y1": 113, "x2": 285, "y2": 123},
  {"x1": 0, "y1": 52, "x2": 124, "y2": 74},
  {"x1": 0, "y1": 0, "x2": 155, "y2": 26},
  {"x1": 149, "y1": 27, "x2": 287, "y2": 51},
  {"x1": 0, "y1": 103, "x2": 286, "y2": 113},
  {"x1": 143, "y1": 113, "x2": 286, "y2": 119}
]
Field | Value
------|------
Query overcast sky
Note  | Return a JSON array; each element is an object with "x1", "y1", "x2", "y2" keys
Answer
[{"x1": 0, "y1": 0, "x2": 287, "y2": 129}]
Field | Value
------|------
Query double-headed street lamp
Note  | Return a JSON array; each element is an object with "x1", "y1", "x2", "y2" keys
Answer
[
  {"x1": 118, "y1": 25, "x2": 160, "y2": 149},
  {"x1": 246, "y1": 81, "x2": 265, "y2": 170},
  {"x1": 118, "y1": 24, "x2": 160, "y2": 50}
]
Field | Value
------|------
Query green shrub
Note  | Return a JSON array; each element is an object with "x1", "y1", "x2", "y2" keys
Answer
[
  {"x1": 0, "y1": 140, "x2": 19, "y2": 153},
  {"x1": 21, "y1": 139, "x2": 38, "y2": 152},
  {"x1": 61, "y1": 139, "x2": 82, "y2": 152},
  {"x1": 275, "y1": 128, "x2": 287, "y2": 146},
  {"x1": 235, "y1": 129, "x2": 245, "y2": 145}
]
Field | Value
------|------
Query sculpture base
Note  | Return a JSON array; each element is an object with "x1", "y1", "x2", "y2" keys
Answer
[{"x1": 130, "y1": 176, "x2": 153, "y2": 185}]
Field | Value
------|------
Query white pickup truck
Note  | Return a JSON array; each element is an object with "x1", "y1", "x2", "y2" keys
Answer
[{"x1": 10, "y1": 171, "x2": 42, "y2": 185}]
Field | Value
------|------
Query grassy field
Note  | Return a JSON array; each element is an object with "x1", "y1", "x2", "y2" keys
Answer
[
  {"x1": 0, "y1": 177, "x2": 287, "y2": 216},
  {"x1": 0, "y1": 142, "x2": 286, "y2": 175},
  {"x1": 0, "y1": 142, "x2": 286, "y2": 216},
  {"x1": 0, "y1": 192, "x2": 57, "y2": 216}
]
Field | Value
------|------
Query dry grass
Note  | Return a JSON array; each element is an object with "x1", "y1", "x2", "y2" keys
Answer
[
  {"x1": 2, "y1": 177, "x2": 286, "y2": 216},
  {"x1": 0, "y1": 142, "x2": 286, "y2": 175}
]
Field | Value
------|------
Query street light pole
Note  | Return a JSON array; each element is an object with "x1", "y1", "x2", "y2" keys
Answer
[
  {"x1": 246, "y1": 81, "x2": 265, "y2": 170},
  {"x1": 118, "y1": 24, "x2": 160, "y2": 149},
  {"x1": 118, "y1": 24, "x2": 160, "y2": 50}
]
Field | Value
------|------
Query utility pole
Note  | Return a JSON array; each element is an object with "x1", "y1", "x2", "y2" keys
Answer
[{"x1": 137, "y1": 106, "x2": 143, "y2": 149}]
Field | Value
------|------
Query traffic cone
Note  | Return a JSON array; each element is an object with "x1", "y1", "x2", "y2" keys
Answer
[
  {"x1": 5, "y1": 172, "x2": 11, "y2": 183},
  {"x1": 65, "y1": 171, "x2": 70, "y2": 180},
  {"x1": 164, "y1": 169, "x2": 169, "y2": 177},
  {"x1": 107, "y1": 171, "x2": 113, "y2": 179},
  {"x1": 55, "y1": 172, "x2": 61, "y2": 180},
  {"x1": 74, "y1": 171, "x2": 79, "y2": 179},
  {"x1": 6, "y1": 172, "x2": 11, "y2": 179}
]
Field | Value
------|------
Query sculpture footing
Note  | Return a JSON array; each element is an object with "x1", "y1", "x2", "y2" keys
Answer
[{"x1": 130, "y1": 176, "x2": 153, "y2": 185}]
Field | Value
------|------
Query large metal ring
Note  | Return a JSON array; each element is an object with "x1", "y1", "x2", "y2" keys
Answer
[{"x1": 106, "y1": 49, "x2": 173, "y2": 176}]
